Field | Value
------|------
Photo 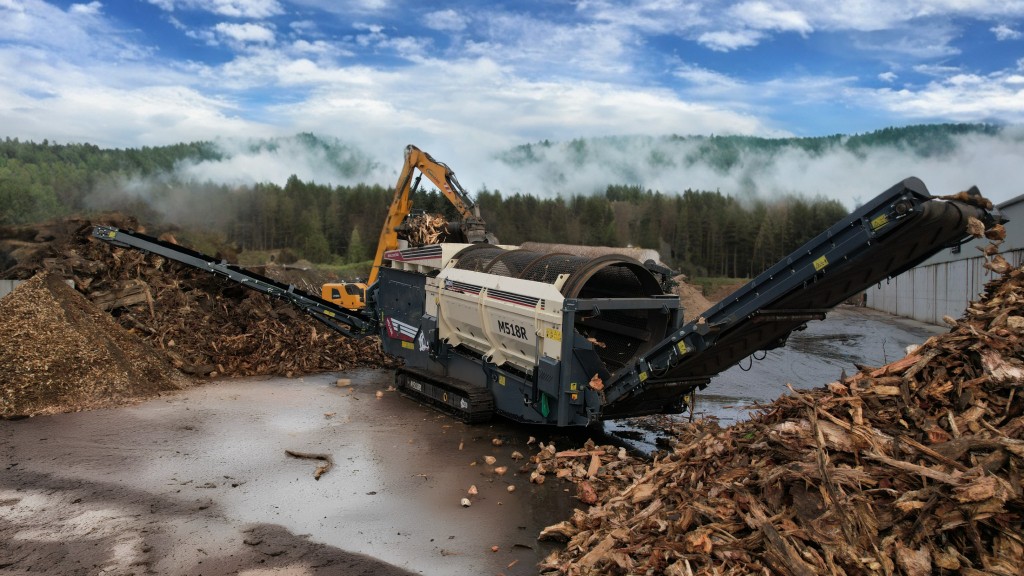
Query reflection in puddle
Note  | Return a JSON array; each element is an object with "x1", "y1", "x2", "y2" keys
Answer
[{"x1": 603, "y1": 306, "x2": 944, "y2": 453}]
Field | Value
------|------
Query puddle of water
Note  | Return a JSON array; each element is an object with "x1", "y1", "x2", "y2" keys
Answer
[{"x1": 606, "y1": 306, "x2": 945, "y2": 451}]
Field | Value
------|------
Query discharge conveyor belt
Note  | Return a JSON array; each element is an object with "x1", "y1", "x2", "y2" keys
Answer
[{"x1": 601, "y1": 177, "x2": 1000, "y2": 418}]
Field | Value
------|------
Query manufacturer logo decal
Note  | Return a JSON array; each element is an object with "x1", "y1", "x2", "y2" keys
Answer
[{"x1": 385, "y1": 316, "x2": 418, "y2": 342}]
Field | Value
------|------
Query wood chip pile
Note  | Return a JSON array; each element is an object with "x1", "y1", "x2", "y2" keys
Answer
[
  {"x1": 1, "y1": 273, "x2": 192, "y2": 417},
  {"x1": 1, "y1": 215, "x2": 398, "y2": 386},
  {"x1": 671, "y1": 275, "x2": 713, "y2": 322},
  {"x1": 535, "y1": 223, "x2": 1022, "y2": 575}
]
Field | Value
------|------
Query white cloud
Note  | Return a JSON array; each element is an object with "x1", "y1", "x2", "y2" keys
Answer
[
  {"x1": 992, "y1": 23, "x2": 1022, "y2": 40},
  {"x1": 674, "y1": 64, "x2": 743, "y2": 92},
  {"x1": 794, "y1": 1, "x2": 1024, "y2": 32},
  {"x1": 463, "y1": 12, "x2": 633, "y2": 78},
  {"x1": 698, "y1": 29, "x2": 763, "y2": 51},
  {"x1": 146, "y1": 0, "x2": 285, "y2": 18},
  {"x1": 578, "y1": 1, "x2": 1024, "y2": 54},
  {"x1": 2, "y1": 0, "x2": 1023, "y2": 207},
  {"x1": 289, "y1": 20, "x2": 317, "y2": 34},
  {"x1": 913, "y1": 63, "x2": 963, "y2": 76},
  {"x1": 851, "y1": 22, "x2": 961, "y2": 59},
  {"x1": 69, "y1": 1, "x2": 102, "y2": 16},
  {"x1": 353, "y1": 22, "x2": 384, "y2": 47},
  {"x1": 258, "y1": 56, "x2": 778, "y2": 182},
  {"x1": 346, "y1": 22, "x2": 432, "y2": 59},
  {"x1": 794, "y1": 1, "x2": 909, "y2": 31},
  {"x1": 0, "y1": 0, "x2": 147, "y2": 60},
  {"x1": 291, "y1": 39, "x2": 338, "y2": 55},
  {"x1": 0, "y1": 52, "x2": 263, "y2": 147},
  {"x1": 576, "y1": 0, "x2": 707, "y2": 36},
  {"x1": 214, "y1": 22, "x2": 276, "y2": 45},
  {"x1": 286, "y1": 0, "x2": 390, "y2": 15},
  {"x1": 729, "y1": 1, "x2": 812, "y2": 34},
  {"x1": 872, "y1": 73, "x2": 1024, "y2": 123},
  {"x1": 424, "y1": 9, "x2": 468, "y2": 32}
]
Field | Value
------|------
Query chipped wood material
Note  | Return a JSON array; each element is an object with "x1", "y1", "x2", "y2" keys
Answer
[
  {"x1": 536, "y1": 224, "x2": 1023, "y2": 575},
  {"x1": 2, "y1": 214, "x2": 399, "y2": 417}
]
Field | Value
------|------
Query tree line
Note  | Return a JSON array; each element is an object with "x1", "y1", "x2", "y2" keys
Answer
[
  {"x1": 5, "y1": 126, "x2": 994, "y2": 277},
  {"x1": 114, "y1": 179, "x2": 846, "y2": 279}
]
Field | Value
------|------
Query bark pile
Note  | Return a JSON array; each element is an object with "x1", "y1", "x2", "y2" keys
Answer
[
  {"x1": 536, "y1": 224, "x2": 1022, "y2": 575},
  {"x1": 1, "y1": 215, "x2": 397, "y2": 391},
  {"x1": 1, "y1": 273, "x2": 192, "y2": 416}
]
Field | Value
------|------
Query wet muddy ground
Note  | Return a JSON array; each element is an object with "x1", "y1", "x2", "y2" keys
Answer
[
  {"x1": 1, "y1": 371, "x2": 578, "y2": 576},
  {"x1": 697, "y1": 305, "x2": 944, "y2": 417},
  {"x1": 606, "y1": 305, "x2": 946, "y2": 450},
  {"x1": 1, "y1": 305, "x2": 944, "y2": 575}
]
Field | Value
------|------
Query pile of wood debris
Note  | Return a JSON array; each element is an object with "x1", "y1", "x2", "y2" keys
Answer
[
  {"x1": 1, "y1": 273, "x2": 192, "y2": 417},
  {"x1": 671, "y1": 275, "x2": 713, "y2": 322},
  {"x1": 534, "y1": 227, "x2": 1022, "y2": 575},
  {"x1": 403, "y1": 213, "x2": 452, "y2": 246},
  {"x1": 1, "y1": 215, "x2": 398, "y2": 384}
]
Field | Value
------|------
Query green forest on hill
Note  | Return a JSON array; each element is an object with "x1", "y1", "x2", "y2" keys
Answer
[{"x1": 0, "y1": 123, "x2": 1001, "y2": 277}]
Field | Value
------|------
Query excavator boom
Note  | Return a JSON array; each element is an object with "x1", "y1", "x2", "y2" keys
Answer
[{"x1": 323, "y1": 144, "x2": 492, "y2": 309}]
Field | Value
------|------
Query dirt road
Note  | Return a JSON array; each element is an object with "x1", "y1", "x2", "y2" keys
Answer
[{"x1": 1, "y1": 370, "x2": 571, "y2": 575}]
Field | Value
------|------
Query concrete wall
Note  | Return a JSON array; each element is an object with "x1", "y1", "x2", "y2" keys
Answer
[
  {"x1": 865, "y1": 193, "x2": 1024, "y2": 325},
  {"x1": 0, "y1": 279, "x2": 77, "y2": 300},
  {"x1": 0, "y1": 279, "x2": 22, "y2": 299},
  {"x1": 866, "y1": 249, "x2": 1024, "y2": 324}
]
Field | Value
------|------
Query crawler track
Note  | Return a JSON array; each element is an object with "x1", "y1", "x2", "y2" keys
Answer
[{"x1": 396, "y1": 369, "x2": 494, "y2": 423}]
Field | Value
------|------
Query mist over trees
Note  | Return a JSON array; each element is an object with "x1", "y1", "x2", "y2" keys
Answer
[
  {"x1": 0, "y1": 124, "x2": 999, "y2": 277},
  {"x1": 499, "y1": 123, "x2": 1002, "y2": 172}
]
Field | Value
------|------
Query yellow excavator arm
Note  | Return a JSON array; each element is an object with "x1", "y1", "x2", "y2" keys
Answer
[{"x1": 322, "y1": 145, "x2": 491, "y2": 309}]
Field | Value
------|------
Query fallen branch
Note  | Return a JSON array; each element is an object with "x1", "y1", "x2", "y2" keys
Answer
[{"x1": 285, "y1": 449, "x2": 334, "y2": 480}]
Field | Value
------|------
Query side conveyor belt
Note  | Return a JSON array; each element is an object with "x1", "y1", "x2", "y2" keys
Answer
[
  {"x1": 601, "y1": 177, "x2": 1000, "y2": 418},
  {"x1": 92, "y1": 226, "x2": 377, "y2": 338}
]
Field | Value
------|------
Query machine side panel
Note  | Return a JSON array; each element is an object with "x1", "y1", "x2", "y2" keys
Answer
[
  {"x1": 428, "y1": 268, "x2": 565, "y2": 374},
  {"x1": 376, "y1": 268, "x2": 429, "y2": 363}
]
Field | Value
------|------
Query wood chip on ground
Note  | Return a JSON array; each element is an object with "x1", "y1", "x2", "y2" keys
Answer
[{"x1": 533, "y1": 228, "x2": 1023, "y2": 575}]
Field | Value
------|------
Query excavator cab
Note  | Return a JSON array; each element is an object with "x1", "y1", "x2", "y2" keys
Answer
[{"x1": 322, "y1": 282, "x2": 366, "y2": 309}]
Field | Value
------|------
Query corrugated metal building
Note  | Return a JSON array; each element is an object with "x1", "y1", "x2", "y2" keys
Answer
[{"x1": 865, "y1": 193, "x2": 1024, "y2": 325}]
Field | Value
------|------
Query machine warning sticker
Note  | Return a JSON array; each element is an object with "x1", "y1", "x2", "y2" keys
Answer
[
  {"x1": 870, "y1": 213, "x2": 889, "y2": 231},
  {"x1": 676, "y1": 340, "x2": 688, "y2": 355},
  {"x1": 813, "y1": 255, "x2": 828, "y2": 271},
  {"x1": 544, "y1": 328, "x2": 562, "y2": 342}
]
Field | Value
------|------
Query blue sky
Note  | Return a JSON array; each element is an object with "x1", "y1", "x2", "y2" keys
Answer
[{"x1": 2, "y1": 1, "x2": 1023, "y2": 205}]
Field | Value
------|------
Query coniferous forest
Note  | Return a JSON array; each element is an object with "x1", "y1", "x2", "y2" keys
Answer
[{"x1": 0, "y1": 123, "x2": 1004, "y2": 277}]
